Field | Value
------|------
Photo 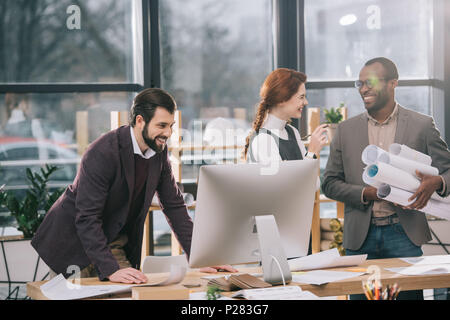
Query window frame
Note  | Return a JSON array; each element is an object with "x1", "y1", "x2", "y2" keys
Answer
[
  {"x1": 1, "y1": 0, "x2": 449, "y2": 254},
  {"x1": 0, "y1": 0, "x2": 157, "y2": 94},
  {"x1": 298, "y1": 0, "x2": 449, "y2": 141}
]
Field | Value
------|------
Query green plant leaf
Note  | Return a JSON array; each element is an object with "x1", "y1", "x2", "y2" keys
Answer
[
  {"x1": 206, "y1": 286, "x2": 223, "y2": 300},
  {"x1": 4, "y1": 164, "x2": 62, "y2": 238},
  {"x1": 324, "y1": 107, "x2": 344, "y2": 124},
  {"x1": 26, "y1": 168, "x2": 34, "y2": 181}
]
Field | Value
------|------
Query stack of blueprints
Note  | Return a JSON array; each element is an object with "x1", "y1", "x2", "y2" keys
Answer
[{"x1": 361, "y1": 143, "x2": 450, "y2": 219}]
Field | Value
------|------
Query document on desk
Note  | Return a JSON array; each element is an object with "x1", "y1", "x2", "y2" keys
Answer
[
  {"x1": 231, "y1": 286, "x2": 319, "y2": 300},
  {"x1": 41, "y1": 265, "x2": 186, "y2": 300},
  {"x1": 385, "y1": 264, "x2": 450, "y2": 276},
  {"x1": 291, "y1": 270, "x2": 365, "y2": 285},
  {"x1": 201, "y1": 273, "x2": 263, "y2": 280},
  {"x1": 288, "y1": 248, "x2": 367, "y2": 272},
  {"x1": 41, "y1": 274, "x2": 133, "y2": 300},
  {"x1": 399, "y1": 255, "x2": 450, "y2": 266},
  {"x1": 140, "y1": 265, "x2": 187, "y2": 286}
]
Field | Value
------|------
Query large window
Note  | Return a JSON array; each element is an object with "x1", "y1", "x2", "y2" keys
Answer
[
  {"x1": 305, "y1": 0, "x2": 434, "y2": 81},
  {"x1": 159, "y1": 0, "x2": 273, "y2": 182},
  {"x1": 0, "y1": 0, "x2": 142, "y2": 83},
  {"x1": 0, "y1": 0, "x2": 448, "y2": 254},
  {"x1": 0, "y1": 0, "x2": 143, "y2": 236},
  {"x1": 304, "y1": 0, "x2": 442, "y2": 119},
  {"x1": 307, "y1": 87, "x2": 433, "y2": 120},
  {"x1": 153, "y1": 0, "x2": 274, "y2": 255}
]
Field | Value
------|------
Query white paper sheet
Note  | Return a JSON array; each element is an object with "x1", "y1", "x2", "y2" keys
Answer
[
  {"x1": 367, "y1": 162, "x2": 421, "y2": 191},
  {"x1": 362, "y1": 166, "x2": 383, "y2": 188},
  {"x1": 41, "y1": 274, "x2": 133, "y2": 300},
  {"x1": 291, "y1": 270, "x2": 365, "y2": 285},
  {"x1": 389, "y1": 143, "x2": 432, "y2": 166},
  {"x1": 288, "y1": 248, "x2": 367, "y2": 271},
  {"x1": 377, "y1": 184, "x2": 450, "y2": 219},
  {"x1": 152, "y1": 193, "x2": 194, "y2": 207},
  {"x1": 141, "y1": 264, "x2": 187, "y2": 286},
  {"x1": 400, "y1": 255, "x2": 450, "y2": 266},
  {"x1": 41, "y1": 264, "x2": 186, "y2": 300},
  {"x1": 201, "y1": 273, "x2": 263, "y2": 280},
  {"x1": 385, "y1": 264, "x2": 450, "y2": 276},
  {"x1": 231, "y1": 286, "x2": 319, "y2": 300},
  {"x1": 362, "y1": 145, "x2": 387, "y2": 165},
  {"x1": 362, "y1": 144, "x2": 438, "y2": 176},
  {"x1": 366, "y1": 163, "x2": 450, "y2": 204},
  {"x1": 378, "y1": 152, "x2": 439, "y2": 176}
]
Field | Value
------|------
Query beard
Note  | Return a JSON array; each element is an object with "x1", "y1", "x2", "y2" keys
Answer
[
  {"x1": 364, "y1": 88, "x2": 390, "y2": 114},
  {"x1": 142, "y1": 123, "x2": 168, "y2": 153}
]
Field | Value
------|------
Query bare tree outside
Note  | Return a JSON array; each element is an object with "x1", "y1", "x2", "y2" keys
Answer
[
  {"x1": 160, "y1": 0, "x2": 273, "y2": 127},
  {"x1": 0, "y1": 0, "x2": 133, "y2": 83}
]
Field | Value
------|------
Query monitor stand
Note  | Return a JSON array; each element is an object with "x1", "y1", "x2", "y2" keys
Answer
[{"x1": 253, "y1": 215, "x2": 292, "y2": 285}]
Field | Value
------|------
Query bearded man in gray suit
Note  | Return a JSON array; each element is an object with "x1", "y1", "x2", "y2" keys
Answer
[{"x1": 322, "y1": 57, "x2": 450, "y2": 300}]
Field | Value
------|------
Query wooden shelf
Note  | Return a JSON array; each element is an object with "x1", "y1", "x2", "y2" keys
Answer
[{"x1": 308, "y1": 107, "x2": 347, "y2": 253}]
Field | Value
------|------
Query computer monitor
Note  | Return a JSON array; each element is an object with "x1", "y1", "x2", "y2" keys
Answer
[{"x1": 189, "y1": 159, "x2": 319, "y2": 285}]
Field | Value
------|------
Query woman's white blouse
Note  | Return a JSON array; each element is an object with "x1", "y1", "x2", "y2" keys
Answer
[
  {"x1": 249, "y1": 113, "x2": 307, "y2": 163},
  {"x1": 249, "y1": 113, "x2": 320, "y2": 190}
]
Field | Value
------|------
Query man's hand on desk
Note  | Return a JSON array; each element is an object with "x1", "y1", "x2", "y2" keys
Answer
[
  {"x1": 199, "y1": 265, "x2": 239, "y2": 273},
  {"x1": 108, "y1": 267, "x2": 148, "y2": 284}
]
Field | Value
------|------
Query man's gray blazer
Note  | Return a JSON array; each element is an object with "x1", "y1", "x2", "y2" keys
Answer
[{"x1": 322, "y1": 105, "x2": 450, "y2": 250}]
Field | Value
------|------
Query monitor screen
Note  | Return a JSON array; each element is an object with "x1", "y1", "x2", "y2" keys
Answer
[{"x1": 189, "y1": 159, "x2": 319, "y2": 268}]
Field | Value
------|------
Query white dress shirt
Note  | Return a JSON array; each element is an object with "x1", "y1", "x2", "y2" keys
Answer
[{"x1": 130, "y1": 126, "x2": 156, "y2": 159}]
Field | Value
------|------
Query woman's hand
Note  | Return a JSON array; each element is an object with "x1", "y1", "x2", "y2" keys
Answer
[{"x1": 308, "y1": 124, "x2": 329, "y2": 155}]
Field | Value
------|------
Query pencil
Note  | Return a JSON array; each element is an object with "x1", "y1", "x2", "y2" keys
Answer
[
  {"x1": 390, "y1": 283, "x2": 398, "y2": 300},
  {"x1": 362, "y1": 283, "x2": 372, "y2": 300},
  {"x1": 393, "y1": 287, "x2": 401, "y2": 300}
]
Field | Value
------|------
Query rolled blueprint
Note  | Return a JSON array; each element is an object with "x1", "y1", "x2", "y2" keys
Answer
[
  {"x1": 362, "y1": 166, "x2": 383, "y2": 188},
  {"x1": 377, "y1": 184, "x2": 450, "y2": 221},
  {"x1": 389, "y1": 143, "x2": 432, "y2": 166},
  {"x1": 366, "y1": 162, "x2": 420, "y2": 191},
  {"x1": 362, "y1": 145, "x2": 387, "y2": 165},
  {"x1": 377, "y1": 152, "x2": 439, "y2": 177},
  {"x1": 366, "y1": 163, "x2": 450, "y2": 204}
]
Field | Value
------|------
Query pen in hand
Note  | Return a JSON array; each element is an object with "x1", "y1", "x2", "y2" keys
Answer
[{"x1": 301, "y1": 124, "x2": 329, "y2": 140}]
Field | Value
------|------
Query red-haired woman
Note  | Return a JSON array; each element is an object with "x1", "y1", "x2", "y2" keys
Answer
[
  {"x1": 244, "y1": 68, "x2": 328, "y2": 255},
  {"x1": 244, "y1": 68, "x2": 328, "y2": 164}
]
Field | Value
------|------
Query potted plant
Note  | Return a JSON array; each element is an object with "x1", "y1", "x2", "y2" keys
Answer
[
  {"x1": 323, "y1": 103, "x2": 345, "y2": 141},
  {"x1": 0, "y1": 165, "x2": 63, "y2": 299}
]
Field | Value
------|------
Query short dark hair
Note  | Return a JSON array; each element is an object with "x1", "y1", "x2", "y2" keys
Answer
[
  {"x1": 129, "y1": 88, "x2": 177, "y2": 126},
  {"x1": 365, "y1": 57, "x2": 399, "y2": 80}
]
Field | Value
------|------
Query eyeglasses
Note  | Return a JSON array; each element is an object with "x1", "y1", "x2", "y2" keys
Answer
[{"x1": 354, "y1": 78, "x2": 387, "y2": 89}]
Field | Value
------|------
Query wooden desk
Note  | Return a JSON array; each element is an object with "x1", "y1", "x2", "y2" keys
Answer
[
  {"x1": 27, "y1": 257, "x2": 450, "y2": 300},
  {"x1": 0, "y1": 235, "x2": 23, "y2": 241}
]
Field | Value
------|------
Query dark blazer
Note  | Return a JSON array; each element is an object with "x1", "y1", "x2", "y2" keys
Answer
[
  {"x1": 322, "y1": 105, "x2": 450, "y2": 250},
  {"x1": 31, "y1": 125, "x2": 193, "y2": 280}
]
